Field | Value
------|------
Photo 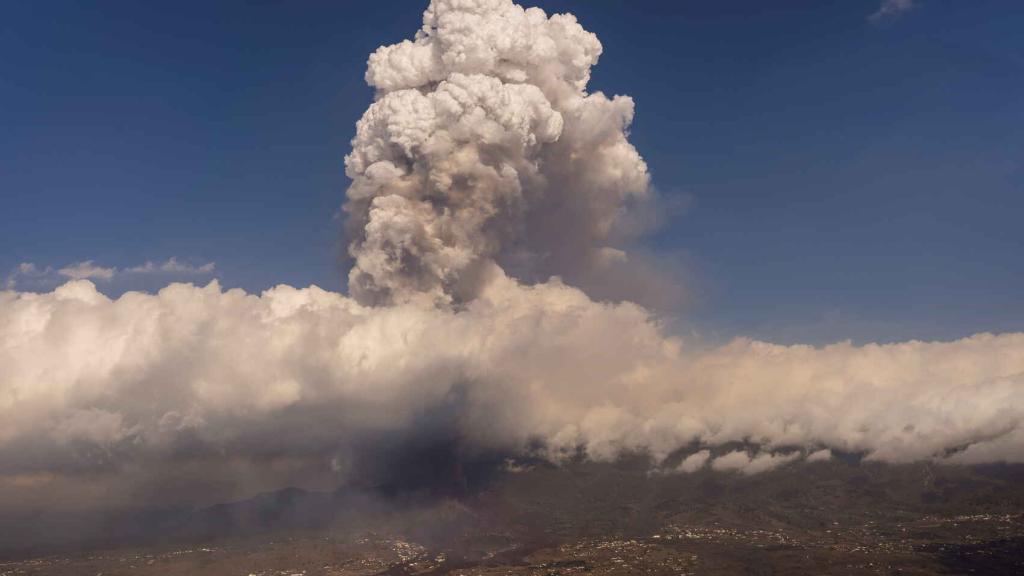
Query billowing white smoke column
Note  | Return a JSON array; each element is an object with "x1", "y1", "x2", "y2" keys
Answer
[
  {"x1": 344, "y1": 0, "x2": 648, "y2": 304},
  {"x1": 2, "y1": 0, "x2": 1024, "y2": 511}
]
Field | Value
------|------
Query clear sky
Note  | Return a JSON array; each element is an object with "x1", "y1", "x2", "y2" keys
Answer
[{"x1": 2, "y1": 0, "x2": 1021, "y2": 344}]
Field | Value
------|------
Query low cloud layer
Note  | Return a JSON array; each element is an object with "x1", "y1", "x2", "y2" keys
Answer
[
  {"x1": 2, "y1": 275, "x2": 1023, "y2": 510},
  {"x1": 710, "y1": 450, "x2": 802, "y2": 475}
]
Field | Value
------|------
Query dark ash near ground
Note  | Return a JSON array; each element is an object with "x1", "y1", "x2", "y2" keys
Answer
[{"x1": 2, "y1": 457, "x2": 1023, "y2": 575}]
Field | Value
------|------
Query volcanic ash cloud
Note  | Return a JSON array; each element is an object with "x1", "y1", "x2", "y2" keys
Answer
[
  {"x1": 344, "y1": 0, "x2": 649, "y2": 305},
  {"x1": 2, "y1": 0, "x2": 1024, "y2": 512}
]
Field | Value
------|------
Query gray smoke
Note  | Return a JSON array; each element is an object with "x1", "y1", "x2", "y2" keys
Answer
[{"x1": 344, "y1": 0, "x2": 649, "y2": 305}]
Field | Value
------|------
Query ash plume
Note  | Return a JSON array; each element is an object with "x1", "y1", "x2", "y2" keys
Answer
[
  {"x1": 1, "y1": 0, "x2": 1023, "y2": 521},
  {"x1": 344, "y1": 0, "x2": 649, "y2": 305}
]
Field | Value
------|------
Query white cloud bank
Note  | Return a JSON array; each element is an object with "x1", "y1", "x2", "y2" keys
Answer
[{"x1": 2, "y1": 277, "x2": 1022, "y2": 486}]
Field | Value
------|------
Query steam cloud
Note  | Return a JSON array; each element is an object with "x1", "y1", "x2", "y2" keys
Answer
[{"x1": 2, "y1": 0, "x2": 1023, "y2": 513}]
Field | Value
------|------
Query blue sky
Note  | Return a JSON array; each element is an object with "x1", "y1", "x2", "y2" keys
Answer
[{"x1": 2, "y1": 0, "x2": 1021, "y2": 344}]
